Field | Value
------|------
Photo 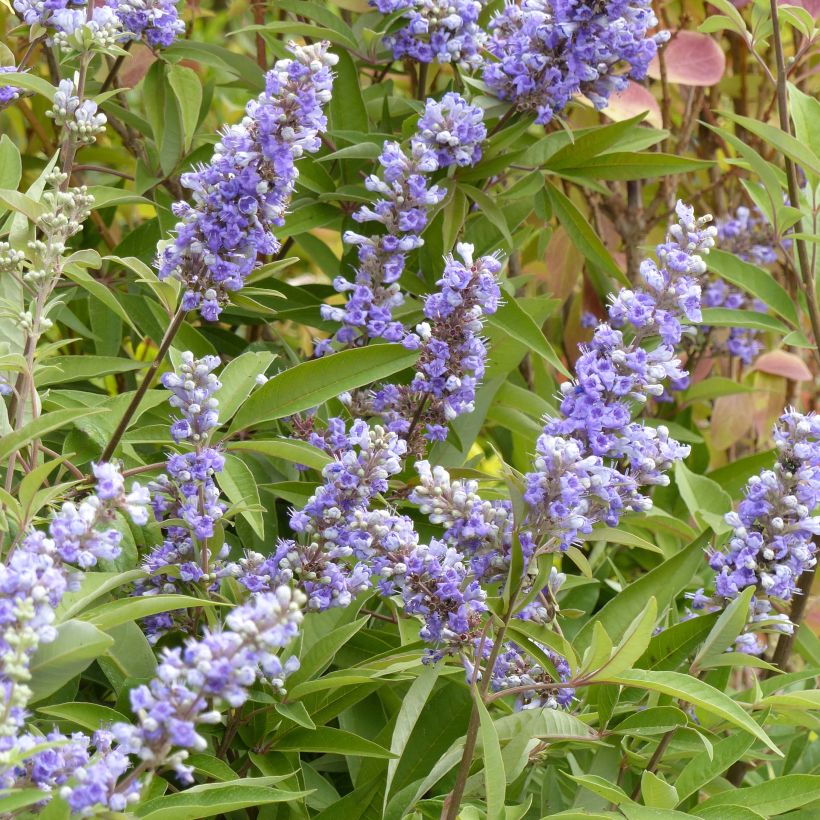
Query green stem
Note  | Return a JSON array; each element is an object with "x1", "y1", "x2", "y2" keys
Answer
[{"x1": 99, "y1": 306, "x2": 187, "y2": 462}]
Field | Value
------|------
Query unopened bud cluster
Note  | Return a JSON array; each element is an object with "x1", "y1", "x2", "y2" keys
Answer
[{"x1": 48, "y1": 78, "x2": 107, "y2": 144}]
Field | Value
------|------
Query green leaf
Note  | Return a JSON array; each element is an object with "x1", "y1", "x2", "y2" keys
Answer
[
  {"x1": 29, "y1": 620, "x2": 114, "y2": 702},
  {"x1": 674, "y1": 461, "x2": 732, "y2": 533},
  {"x1": 545, "y1": 182, "x2": 628, "y2": 286},
  {"x1": 318, "y1": 142, "x2": 382, "y2": 162},
  {"x1": 555, "y1": 152, "x2": 712, "y2": 181},
  {"x1": 718, "y1": 110, "x2": 820, "y2": 180},
  {"x1": 167, "y1": 64, "x2": 202, "y2": 152},
  {"x1": 675, "y1": 731, "x2": 755, "y2": 802},
  {"x1": 683, "y1": 376, "x2": 758, "y2": 405},
  {"x1": 696, "y1": 808, "x2": 765, "y2": 820},
  {"x1": 0, "y1": 70, "x2": 55, "y2": 100},
  {"x1": 706, "y1": 249, "x2": 798, "y2": 327},
  {"x1": 135, "y1": 781, "x2": 309, "y2": 820},
  {"x1": 81, "y1": 594, "x2": 221, "y2": 631},
  {"x1": 58, "y1": 569, "x2": 146, "y2": 622},
  {"x1": 98, "y1": 621, "x2": 157, "y2": 689},
  {"x1": 638, "y1": 613, "x2": 719, "y2": 672},
  {"x1": 703, "y1": 123, "x2": 783, "y2": 219},
  {"x1": 34, "y1": 356, "x2": 145, "y2": 387},
  {"x1": 274, "y1": 700, "x2": 316, "y2": 730},
  {"x1": 230, "y1": 344, "x2": 418, "y2": 432},
  {"x1": 585, "y1": 597, "x2": 658, "y2": 681},
  {"x1": 603, "y1": 669, "x2": 780, "y2": 755},
  {"x1": 488, "y1": 298, "x2": 570, "y2": 377},
  {"x1": 0, "y1": 790, "x2": 51, "y2": 814},
  {"x1": 586, "y1": 526, "x2": 664, "y2": 555},
  {"x1": 612, "y1": 706, "x2": 688, "y2": 736},
  {"x1": 226, "y1": 439, "x2": 331, "y2": 471},
  {"x1": 271, "y1": 727, "x2": 396, "y2": 758},
  {"x1": 476, "y1": 694, "x2": 506, "y2": 820},
  {"x1": 0, "y1": 188, "x2": 46, "y2": 221},
  {"x1": 329, "y1": 48, "x2": 368, "y2": 134},
  {"x1": 218, "y1": 453, "x2": 264, "y2": 538},
  {"x1": 693, "y1": 775, "x2": 820, "y2": 816},
  {"x1": 700, "y1": 307, "x2": 791, "y2": 336},
  {"x1": 37, "y1": 702, "x2": 128, "y2": 731},
  {"x1": 641, "y1": 771, "x2": 679, "y2": 810},
  {"x1": 64, "y1": 266, "x2": 139, "y2": 332},
  {"x1": 574, "y1": 532, "x2": 709, "y2": 654},
  {"x1": 757, "y1": 690, "x2": 820, "y2": 710},
  {"x1": 239, "y1": 20, "x2": 358, "y2": 50},
  {"x1": 0, "y1": 407, "x2": 105, "y2": 463},
  {"x1": 0, "y1": 135, "x2": 22, "y2": 189},
  {"x1": 563, "y1": 774, "x2": 630, "y2": 805},
  {"x1": 691, "y1": 586, "x2": 756, "y2": 672},
  {"x1": 384, "y1": 664, "x2": 440, "y2": 808},
  {"x1": 215, "y1": 350, "x2": 277, "y2": 422},
  {"x1": 789, "y1": 83, "x2": 820, "y2": 173},
  {"x1": 460, "y1": 183, "x2": 513, "y2": 247}
]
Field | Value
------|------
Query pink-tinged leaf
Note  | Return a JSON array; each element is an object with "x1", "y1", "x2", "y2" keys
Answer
[
  {"x1": 119, "y1": 44, "x2": 157, "y2": 89},
  {"x1": 754, "y1": 350, "x2": 813, "y2": 381},
  {"x1": 752, "y1": 372, "x2": 788, "y2": 439},
  {"x1": 648, "y1": 32, "x2": 726, "y2": 87},
  {"x1": 601, "y1": 81, "x2": 662, "y2": 129},
  {"x1": 781, "y1": 0, "x2": 820, "y2": 17},
  {"x1": 711, "y1": 393, "x2": 754, "y2": 451}
]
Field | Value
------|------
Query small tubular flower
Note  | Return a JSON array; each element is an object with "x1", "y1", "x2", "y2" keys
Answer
[
  {"x1": 484, "y1": 0, "x2": 666, "y2": 125},
  {"x1": 158, "y1": 42, "x2": 337, "y2": 320},
  {"x1": 371, "y1": 0, "x2": 488, "y2": 70}
]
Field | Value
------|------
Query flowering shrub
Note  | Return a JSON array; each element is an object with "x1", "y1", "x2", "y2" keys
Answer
[{"x1": 0, "y1": 1, "x2": 819, "y2": 818}]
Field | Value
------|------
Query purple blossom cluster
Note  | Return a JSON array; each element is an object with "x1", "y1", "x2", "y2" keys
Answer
[
  {"x1": 319, "y1": 93, "x2": 483, "y2": 352},
  {"x1": 158, "y1": 42, "x2": 336, "y2": 320},
  {"x1": 688, "y1": 410, "x2": 820, "y2": 653},
  {"x1": 520, "y1": 202, "x2": 716, "y2": 550},
  {"x1": 717, "y1": 205, "x2": 778, "y2": 267},
  {"x1": 0, "y1": 466, "x2": 149, "y2": 796},
  {"x1": 706, "y1": 410, "x2": 820, "y2": 604},
  {"x1": 371, "y1": 0, "x2": 488, "y2": 70},
  {"x1": 373, "y1": 244, "x2": 502, "y2": 449},
  {"x1": 471, "y1": 641, "x2": 574, "y2": 709},
  {"x1": 320, "y1": 141, "x2": 445, "y2": 349},
  {"x1": 136, "y1": 354, "x2": 227, "y2": 639},
  {"x1": 484, "y1": 0, "x2": 666, "y2": 124},
  {"x1": 109, "y1": 0, "x2": 185, "y2": 47},
  {"x1": 161, "y1": 352, "x2": 221, "y2": 444},
  {"x1": 415, "y1": 92, "x2": 487, "y2": 168},
  {"x1": 0, "y1": 66, "x2": 23, "y2": 110},
  {"x1": 13, "y1": 0, "x2": 183, "y2": 49},
  {"x1": 702, "y1": 278, "x2": 767, "y2": 364},
  {"x1": 48, "y1": 77, "x2": 107, "y2": 144},
  {"x1": 411, "y1": 460, "x2": 514, "y2": 583},
  {"x1": 234, "y1": 422, "x2": 403, "y2": 610},
  {"x1": 230, "y1": 420, "x2": 489, "y2": 661},
  {"x1": 105, "y1": 587, "x2": 303, "y2": 793}
]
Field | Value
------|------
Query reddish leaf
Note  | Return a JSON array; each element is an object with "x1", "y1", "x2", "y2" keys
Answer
[
  {"x1": 781, "y1": 0, "x2": 820, "y2": 17},
  {"x1": 648, "y1": 32, "x2": 726, "y2": 87},
  {"x1": 119, "y1": 44, "x2": 157, "y2": 89},
  {"x1": 601, "y1": 81, "x2": 662, "y2": 129},
  {"x1": 752, "y1": 373, "x2": 788, "y2": 439},
  {"x1": 711, "y1": 393, "x2": 754, "y2": 452},
  {"x1": 754, "y1": 350, "x2": 813, "y2": 381},
  {"x1": 537, "y1": 227, "x2": 583, "y2": 301}
]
